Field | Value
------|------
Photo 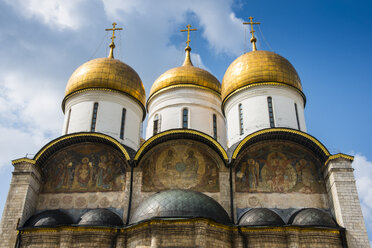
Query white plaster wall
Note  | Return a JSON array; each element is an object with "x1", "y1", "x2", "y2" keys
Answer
[
  {"x1": 224, "y1": 86, "x2": 306, "y2": 147},
  {"x1": 146, "y1": 87, "x2": 226, "y2": 148},
  {"x1": 63, "y1": 90, "x2": 144, "y2": 150}
]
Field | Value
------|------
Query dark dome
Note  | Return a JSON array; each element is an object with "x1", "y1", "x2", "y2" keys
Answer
[
  {"x1": 23, "y1": 210, "x2": 73, "y2": 227},
  {"x1": 78, "y1": 209, "x2": 123, "y2": 227},
  {"x1": 239, "y1": 208, "x2": 284, "y2": 226},
  {"x1": 290, "y1": 208, "x2": 337, "y2": 227},
  {"x1": 130, "y1": 189, "x2": 231, "y2": 224}
]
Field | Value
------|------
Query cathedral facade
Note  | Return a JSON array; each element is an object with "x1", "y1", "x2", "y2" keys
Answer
[{"x1": 0, "y1": 22, "x2": 369, "y2": 248}]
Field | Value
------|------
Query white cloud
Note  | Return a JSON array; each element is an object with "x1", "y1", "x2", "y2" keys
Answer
[
  {"x1": 102, "y1": 0, "x2": 245, "y2": 55},
  {"x1": 3, "y1": 0, "x2": 88, "y2": 30},
  {"x1": 98, "y1": 0, "x2": 246, "y2": 93},
  {"x1": 352, "y1": 154, "x2": 372, "y2": 242},
  {"x1": 0, "y1": 70, "x2": 63, "y2": 168}
]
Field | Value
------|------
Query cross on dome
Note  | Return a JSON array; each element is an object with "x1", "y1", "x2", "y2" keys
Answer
[
  {"x1": 243, "y1": 16, "x2": 260, "y2": 51},
  {"x1": 180, "y1": 24, "x2": 197, "y2": 49},
  {"x1": 180, "y1": 24, "x2": 197, "y2": 66},
  {"x1": 105, "y1": 22, "x2": 123, "y2": 58}
]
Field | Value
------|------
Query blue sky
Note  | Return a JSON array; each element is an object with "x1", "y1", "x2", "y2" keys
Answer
[{"x1": 0, "y1": 0, "x2": 371, "y2": 244}]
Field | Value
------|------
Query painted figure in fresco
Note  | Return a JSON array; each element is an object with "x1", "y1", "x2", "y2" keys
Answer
[
  {"x1": 295, "y1": 159, "x2": 307, "y2": 183},
  {"x1": 96, "y1": 155, "x2": 113, "y2": 190},
  {"x1": 44, "y1": 153, "x2": 73, "y2": 192},
  {"x1": 248, "y1": 159, "x2": 260, "y2": 189},
  {"x1": 73, "y1": 157, "x2": 94, "y2": 189},
  {"x1": 261, "y1": 152, "x2": 296, "y2": 192},
  {"x1": 162, "y1": 149, "x2": 174, "y2": 170},
  {"x1": 236, "y1": 159, "x2": 260, "y2": 189},
  {"x1": 185, "y1": 150, "x2": 199, "y2": 178}
]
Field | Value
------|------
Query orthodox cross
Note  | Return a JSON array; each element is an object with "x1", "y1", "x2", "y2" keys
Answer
[
  {"x1": 105, "y1": 22, "x2": 123, "y2": 58},
  {"x1": 180, "y1": 24, "x2": 197, "y2": 48},
  {"x1": 243, "y1": 16, "x2": 260, "y2": 51}
]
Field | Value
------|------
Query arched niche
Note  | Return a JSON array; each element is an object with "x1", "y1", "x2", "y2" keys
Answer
[
  {"x1": 234, "y1": 140, "x2": 326, "y2": 194},
  {"x1": 138, "y1": 139, "x2": 226, "y2": 193},
  {"x1": 40, "y1": 142, "x2": 129, "y2": 193}
]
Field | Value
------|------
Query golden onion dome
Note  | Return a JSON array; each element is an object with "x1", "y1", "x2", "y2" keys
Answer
[
  {"x1": 222, "y1": 50, "x2": 303, "y2": 104},
  {"x1": 63, "y1": 57, "x2": 146, "y2": 111},
  {"x1": 148, "y1": 47, "x2": 221, "y2": 105}
]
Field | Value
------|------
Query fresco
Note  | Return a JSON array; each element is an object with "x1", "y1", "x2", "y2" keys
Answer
[
  {"x1": 235, "y1": 141, "x2": 326, "y2": 193},
  {"x1": 42, "y1": 143, "x2": 127, "y2": 193},
  {"x1": 141, "y1": 140, "x2": 220, "y2": 192}
]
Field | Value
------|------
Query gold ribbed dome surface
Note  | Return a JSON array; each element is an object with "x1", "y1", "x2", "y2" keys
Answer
[
  {"x1": 222, "y1": 50, "x2": 302, "y2": 101},
  {"x1": 149, "y1": 49, "x2": 221, "y2": 100},
  {"x1": 64, "y1": 57, "x2": 146, "y2": 108}
]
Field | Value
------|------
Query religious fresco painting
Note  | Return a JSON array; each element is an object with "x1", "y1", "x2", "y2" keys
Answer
[
  {"x1": 141, "y1": 140, "x2": 220, "y2": 192},
  {"x1": 235, "y1": 141, "x2": 326, "y2": 193},
  {"x1": 42, "y1": 143, "x2": 127, "y2": 193}
]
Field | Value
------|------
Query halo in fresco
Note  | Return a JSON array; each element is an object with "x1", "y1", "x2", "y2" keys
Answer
[
  {"x1": 140, "y1": 140, "x2": 220, "y2": 192},
  {"x1": 235, "y1": 140, "x2": 326, "y2": 193}
]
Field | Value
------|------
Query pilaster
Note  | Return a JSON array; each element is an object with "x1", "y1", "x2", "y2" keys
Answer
[
  {"x1": 0, "y1": 159, "x2": 42, "y2": 248},
  {"x1": 324, "y1": 155, "x2": 369, "y2": 247}
]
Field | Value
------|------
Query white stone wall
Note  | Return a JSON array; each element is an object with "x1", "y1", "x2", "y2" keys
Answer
[
  {"x1": 325, "y1": 158, "x2": 370, "y2": 247},
  {"x1": 0, "y1": 162, "x2": 42, "y2": 248},
  {"x1": 146, "y1": 87, "x2": 227, "y2": 148},
  {"x1": 224, "y1": 85, "x2": 306, "y2": 147},
  {"x1": 63, "y1": 90, "x2": 144, "y2": 150}
]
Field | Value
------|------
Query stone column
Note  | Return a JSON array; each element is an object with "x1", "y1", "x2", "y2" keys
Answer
[
  {"x1": 0, "y1": 159, "x2": 42, "y2": 248},
  {"x1": 324, "y1": 155, "x2": 369, "y2": 247}
]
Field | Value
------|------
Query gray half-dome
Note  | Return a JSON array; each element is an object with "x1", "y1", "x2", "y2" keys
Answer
[
  {"x1": 239, "y1": 208, "x2": 284, "y2": 226},
  {"x1": 130, "y1": 189, "x2": 231, "y2": 224},
  {"x1": 23, "y1": 210, "x2": 73, "y2": 227},
  {"x1": 78, "y1": 209, "x2": 123, "y2": 227},
  {"x1": 290, "y1": 208, "x2": 337, "y2": 227}
]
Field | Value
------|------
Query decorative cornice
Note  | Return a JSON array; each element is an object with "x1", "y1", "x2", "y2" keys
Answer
[
  {"x1": 20, "y1": 226, "x2": 117, "y2": 234},
  {"x1": 12, "y1": 158, "x2": 36, "y2": 165},
  {"x1": 146, "y1": 83, "x2": 221, "y2": 111},
  {"x1": 19, "y1": 219, "x2": 340, "y2": 235},
  {"x1": 134, "y1": 129, "x2": 228, "y2": 162},
  {"x1": 222, "y1": 82, "x2": 306, "y2": 115},
  {"x1": 34, "y1": 133, "x2": 131, "y2": 163},
  {"x1": 325, "y1": 153, "x2": 354, "y2": 166},
  {"x1": 62, "y1": 87, "x2": 146, "y2": 120},
  {"x1": 240, "y1": 226, "x2": 340, "y2": 234},
  {"x1": 232, "y1": 128, "x2": 330, "y2": 160}
]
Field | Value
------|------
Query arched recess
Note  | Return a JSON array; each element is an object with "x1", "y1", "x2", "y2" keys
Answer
[
  {"x1": 231, "y1": 128, "x2": 331, "y2": 209},
  {"x1": 32, "y1": 132, "x2": 132, "y2": 195}
]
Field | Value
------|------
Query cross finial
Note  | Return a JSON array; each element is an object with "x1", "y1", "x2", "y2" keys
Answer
[
  {"x1": 180, "y1": 24, "x2": 197, "y2": 66},
  {"x1": 243, "y1": 16, "x2": 260, "y2": 51},
  {"x1": 105, "y1": 22, "x2": 123, "y2": 58},
  {"x1": 180, "y1": 24, "x2": 197, "y2": 49}
]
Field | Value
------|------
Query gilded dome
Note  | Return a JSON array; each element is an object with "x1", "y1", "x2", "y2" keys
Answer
[
  {"x1": 148, "y1": 47, "x2": 221, "y2": 104},
  {"x1": 64, "y1": 57, "x2": 146, "y2": 109},
  {"x1": 222, "y1": 50, "x2": 302, "y2": 103}
]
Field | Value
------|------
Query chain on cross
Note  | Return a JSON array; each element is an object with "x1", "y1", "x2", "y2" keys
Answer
[{"x1": 243, "y1": 16, "x2": 260, "y2": 51}]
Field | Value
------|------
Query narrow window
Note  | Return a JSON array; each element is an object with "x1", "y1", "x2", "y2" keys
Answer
[
  {"x1": 213, "y1": 114, "x2": 217, "y2": 139},
  {"x1": 182, "y1": 108, "x2": 188, "y2": 128},
  {"x1": 267, "y1": 97, "x2": 275, "y2": 128},
  {"x1": 239, "y1": 103, "x2": 244, "y2": 135},
  {"x1": 294, "y1": 103, "x2": 301, "y2": 130},
  {"x1": 120, "y1": 108, "x2": 126, "y2": 139},
  {"x1": 65, "y1": 109, "x2": 71, "y2": 133},
  {"x1": 91, "y1": 102, "x2": 99, "y2": 132},
  {"x1": 153, "y1": 114, "x2": 159, "y2": 135}
]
